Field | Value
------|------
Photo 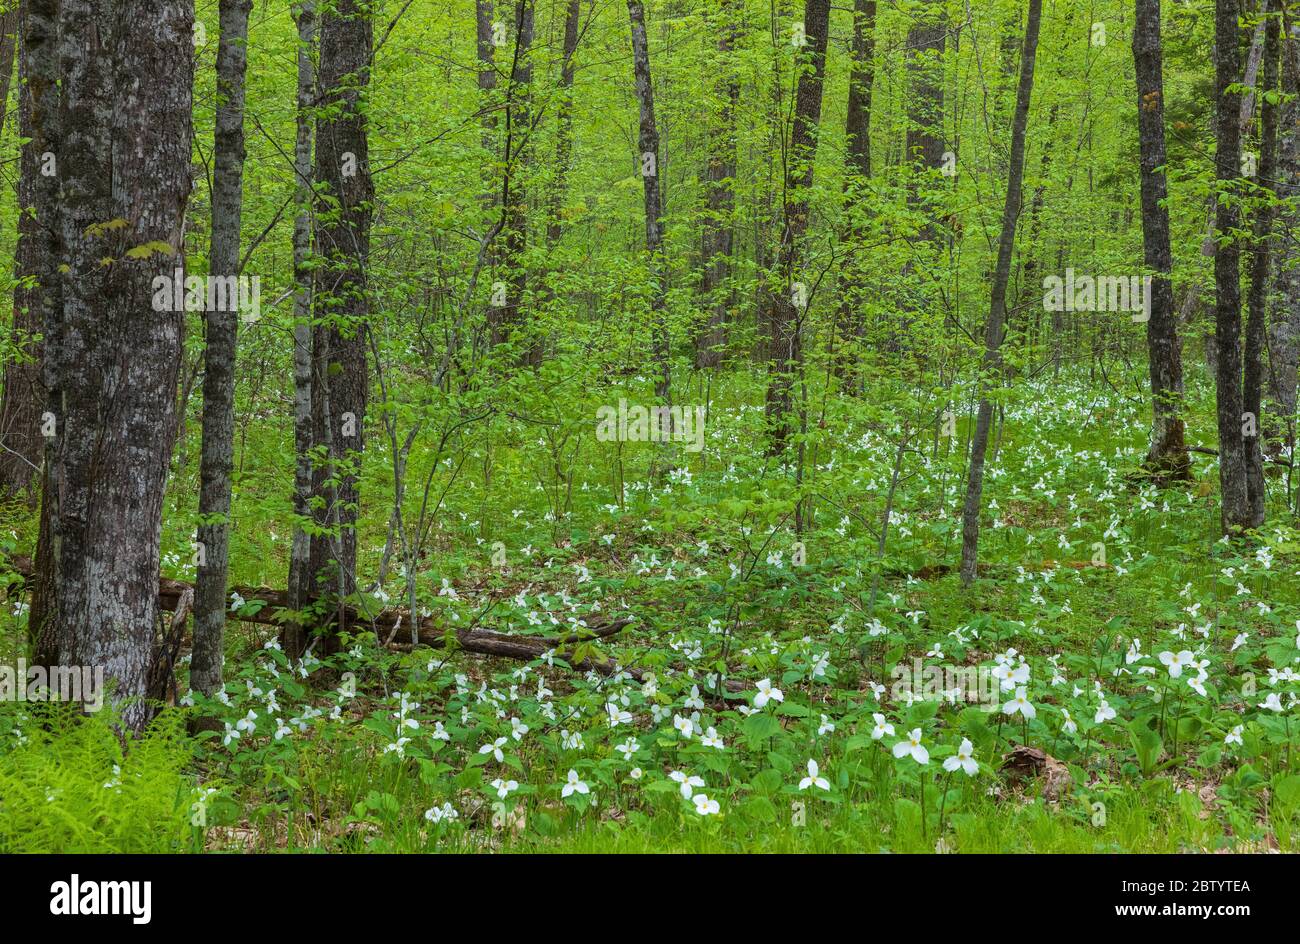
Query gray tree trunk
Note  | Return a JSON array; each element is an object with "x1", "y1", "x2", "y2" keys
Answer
[
  {"x1": 1243, "y1": 5, "x2": 1277, "y2": 527},
  {"x1": 694, "y1": 0, "x2": 737, "y2": 370},
  {"x1": 32, "y1": 0, "x2": 193, "y2": 732},
  {"x1": 490, "y1": 0, "x2": 535, "y2": 362},
  {"x1": 959, "y1": 0, "x2": 1042, "y2": 586},
  {"x1": 476, "y1": 0, "x2": 497, "y2": 199},
  {"x1": 764, "y1": 0, "x2": 830, "y2": 454},
  {"x1": 192, "y1": 0, "x2": 252, "y2": 698},
  {"x1": 1133, "y1": 0, "x2": 1190, "y2": 484},
  {"x1": 0, "y1": 6, "x2": 16, "y2": 138},
  {"x1": 832, "y1": 0, "x2": 876, "y2": 382},
  {"x1": 285, "y1": 0, "x2": 317, "y2": 659},
  {"x1": 305, "y1": 0, "x2": 372, "y2": 650},
  {"x1": 905, "y1": 0, "x2": 945, "y2": 232},
  {"x1": 627, "y1": 0, "x2": 670, "y2": 410},
  {"x1": 546, "y1": 0, "x2": 580, "y2": 251},
  {"x1": 1215, "y1": 0, "x2": 1252, "y2": 535},
  {"x1": 1266, "y1": 19, "x2": 1300, "y2": 462}
]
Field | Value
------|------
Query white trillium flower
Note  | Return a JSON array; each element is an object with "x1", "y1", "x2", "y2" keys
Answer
[
  {"x1": 692, "y1": 794, "x2": 720, "y2": 815},
  {"x1": 700, "y1": 727, "x2": 725, "y2": 750},
  {"x1": 479, "y1": 736, "x2": 508, "y2": 762},
  {"x1": 942, "y1": 738, "x2": 979, "y2": 776},
  {"x1": 1259, "y1": 693, "x2": 1284, "y2": 713},
  {"x1": 1158, "y1": 650, "x2": 1194, "y2": 678},
  {"x1": 669, "y1": 770, "x2": 705, "y2": 799},
  {"x1": 560, "y1": 769, "x2": 589, "y2": 798},
  {"x1": 870, "y1": 713, "x2": 895, "y2": 740},
  {"x1": 798, "y1": 759, "x2": 830, "y2": 791},
  {"x1": 1003, "y1": 687, "x2": 1036, "y2": 720},
  {"x1": 424, "y1": 802, "x2": 458, "y2": 824},
  {"x1": 1060, "y1": 708, "x2": 1077, "y2": 735},
  {"x1": 490, "y1": 778, "x2": 519, "y2": 799},
  {"x1": 893, "y1": 728, "x2": 930, "y2": 765},
  {"x1": 754, "y1": 678, "x2": 784, "y2": 709}
]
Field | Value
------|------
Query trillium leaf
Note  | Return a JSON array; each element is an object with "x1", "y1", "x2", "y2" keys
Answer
[
  {"x1": 742, "y1": 712, "x2": 781, "y2": 742},
  {"x1": 741, "y1": 796, "x2": 777, "y2": 823}
]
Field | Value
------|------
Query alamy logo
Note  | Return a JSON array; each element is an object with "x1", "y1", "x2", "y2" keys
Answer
[
  {"x1": 595, "y1": 398, "x2": 705, "y2": 453},
  {"x1": 890, "y1": 658, "x2": 999, "y2": 710},
  {"x1": 1042, "y1": 268, "x2": 1151, "y2": 322},
  {"x1": 50, "y1": 875, "x2": 151, "y2": 925},
  {"x1": 151, "y1": 268, "x2": 262, "y2": 323},
  {"x1": 0, "y1": 660, "x2": 103, "y2": 711}
]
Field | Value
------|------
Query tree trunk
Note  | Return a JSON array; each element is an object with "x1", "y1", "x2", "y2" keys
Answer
[
  {"x1": 546, "y1": 0, "x2": 580, "y2": 250},
  {"x1": 1215, "y1": 0, "x2": 1251, "y2": 535},
  {"x1": 0, "y1": 6, "x2": 16, "y2": 139},
  {"x1": 694, "y1": 0, "x2": 738, "y2": 370},
  {"x1": 905, "y1": 0, "x2": 946, "y2": 213},
  {"x1": 764, "y1": 0, "x2": 830, "y2": 453},
  {"x1": 476, "y1": 0, "x2": 497, "y2": 197},
  {"x1": 959, "y1": 0, "x2": 1042, "y2": 586},
  {"x1": 490, "y1": 0, "x2": 535, "y2": 363},
  {"x1": 896, "y1": 0, "x2": 945, "y2": 337},
  {"x1": 627, "y1": 0, "x2": 670, "y2": 410},
  {"x1": 832, "y1": 0, "x2": 876, "y2": 382},
  {"x1": 1267, "y1": 16, "x2": 1300, "y2": 459},
  {"x1": 1133, "y1": 0, "x2": 1190, "y2": 484},
  {"x1": 192, "y1": 0, "x2": 251, "y2": 698},
  {"x1": 0, "y1": 0, "x2": 55, "y2": 498},
  {"x1": 306, "y1": 0, "x2": 372, "y2": 646},
  {"x1": 32, "y1": 0, "x2": 193, "y2": 732},
  {"x1": 1244, "y1": 3, "x2": 1277, "y2": 527},
  {"x1": 285, "y1": 0, "x2": 317, "y2": 659},
  {"x1": 1179, "y1": 19, "x2": 1269, "y2": 328}
]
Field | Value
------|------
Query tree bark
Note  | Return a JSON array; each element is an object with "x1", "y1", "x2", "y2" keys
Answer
[
  {"x1": 1243, "y1": 3, "x2": 1277, "y2": 527},
  {"x1": 627, "y1": 0, "x2": 670, "y2": 412},
  {"x1": 0, "y1": 6, "x2": 16, "y2": 140},
  {"x1": 306, "y1": 0, "x2": 372, "y2": 648},
  {"x1": 832, "y1": 0, "x2": 876, "y2": 382},
  {"x1": 546, "y1": 0, "x2": 580, "y2": 251},
  {"x1": 1180, "y1": 19, "x2": 1269, "y2": 331},
  {"x1": 1267, "y1": 16, "x2": 1300, "y2": 459},
  {"x1": 694, "y1": 0, "x2": 738, "y2": 370},
  {"x1": 905, "y1": 0, "x2": 946, "y2": 219},
  {"x1": 476, "y1": 0, "x2": 497, "y2": 197},
  {"x1": 32, "y1": 0, "x2": 193, "y2": 732},
  {"x1": 1215, "y1": 0, "x2": 1252, "y2": 535},
  {"x1": 489, "y1": 0, "x2": 535, "y2": 363},
  {"x1": 285, "y1": 0, "x2": 317, "y2": 659},
  {"x1": 1133, "y1": 0, "x2": 1190, "y2": 484},
  {"x1": 764, "y1": 0, "x2": 830, "y2": 453},
  {"x1": 959, "y1": 0, "x2": 1042, "y2": 586},
  {"x1": 192, "y1": 0, "x2": 252, "y2": 698}
]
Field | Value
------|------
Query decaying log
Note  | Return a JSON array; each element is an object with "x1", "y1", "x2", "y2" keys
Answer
[
  {"x1": 4, "y1": 555, "x2": 649, "y2": 677},
  {"x1": 2, "y1": 555, "x2": 750, "y2": 692}
]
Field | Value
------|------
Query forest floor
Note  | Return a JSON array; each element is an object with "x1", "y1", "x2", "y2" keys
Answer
[{"x1": 2, "y1": 368, "x2": 1299, "y2": 853}]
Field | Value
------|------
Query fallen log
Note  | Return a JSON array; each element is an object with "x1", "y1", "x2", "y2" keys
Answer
[
  {"x1": 4, "y1": 554, "x2": 628, "y2": 644},
  {"x1": 2, "y1": 555, "x2": 747, "y2": 693},
  {"x1": 1188, "y1": 444, "x2": 1293, "y2": 468},
  {"x1": 5, "y1": 554, "x2": 632, "y2": 655}
]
